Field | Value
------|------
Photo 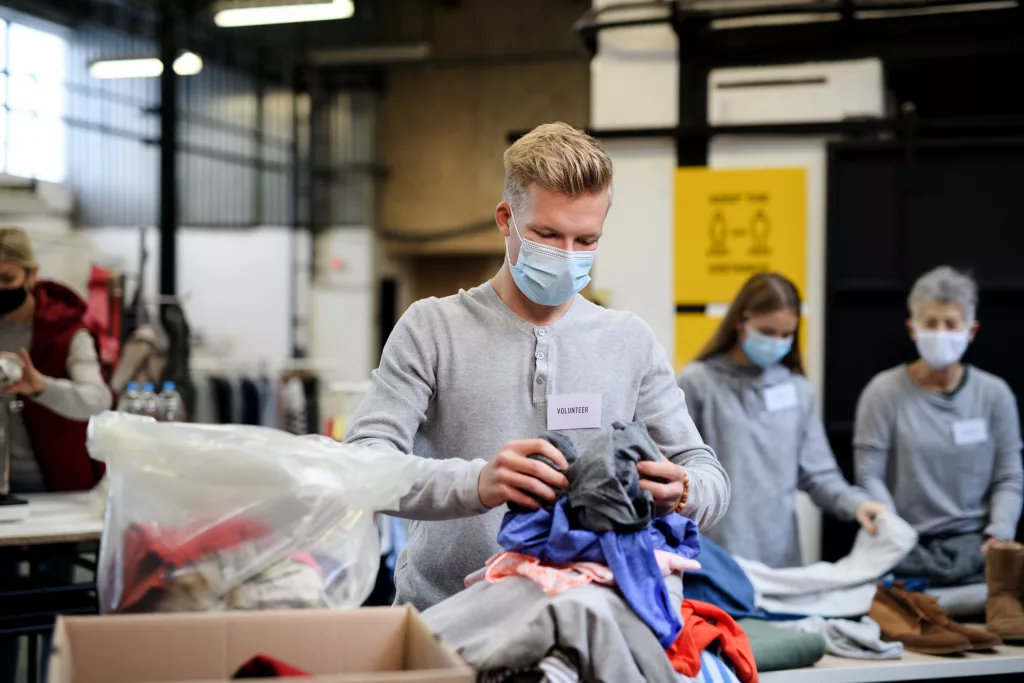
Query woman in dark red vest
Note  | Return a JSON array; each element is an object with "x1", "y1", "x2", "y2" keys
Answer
[{"x1": 0, "y1": 227, "x2": 111, "y2": 495}]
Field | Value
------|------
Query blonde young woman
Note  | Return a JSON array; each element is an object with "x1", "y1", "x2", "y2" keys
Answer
[
  {"x1": 0, "y1": 227, "x2": 111, "y2": 494},
  {"x1": 677, "y1": 272, "x2": 886, "y2": 568}
]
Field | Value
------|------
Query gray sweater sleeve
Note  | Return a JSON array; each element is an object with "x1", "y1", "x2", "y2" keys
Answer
[
  {"x1": 640, "y1": 334, "x2": 730, "y2": 531},
  {"x1": 32, "y1": 330, "x2": 112, "y2": 421},
  {"x1": 344, "y1": 302, "x2": 488, "y2": 522},
  {"x1": 796, "y1": 384, "x2": 869, "y2": 520},
  {"x1": 985, "y1": 382, "x2": 1024, "y2": 541},
  {"x1": 852, "y1": 378, "x2": 898, "y2": 511}
]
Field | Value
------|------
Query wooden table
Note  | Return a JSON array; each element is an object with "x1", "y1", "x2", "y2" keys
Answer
[
  {"x1": 0, "y1": 492, "x2": 103, "y2": 548},
  {"x1": 761, "y1": 644, "x2": 1024, "y2": 682}
]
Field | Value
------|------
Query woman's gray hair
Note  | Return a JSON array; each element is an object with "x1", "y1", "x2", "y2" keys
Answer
[{"x1": 908, "y1": 266, "x2": 978, "y2": 321}]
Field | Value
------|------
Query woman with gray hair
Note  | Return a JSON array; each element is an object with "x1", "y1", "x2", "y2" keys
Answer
[{"x1": 854, "y1": 266, "x2": 1024, "y2": 641}]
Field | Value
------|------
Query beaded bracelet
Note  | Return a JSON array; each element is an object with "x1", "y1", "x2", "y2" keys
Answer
[{"x1": 674, "y1": 468, "x2": 690, "y2": 515}]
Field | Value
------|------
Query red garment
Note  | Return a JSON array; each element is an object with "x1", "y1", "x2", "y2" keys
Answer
[
  {"x1": 666, "y1": 600, "x2": 759, "y2": 683},
  {"x1": 233, "y1": 655, "x2": 310, "y2": 679},
  {"x1": 118, "y1": 519, "x2": 270, "y2": 613},
  {"x1": 84, "y1": 265, "x2": 121, "y2": 379},
  {"x1": 22, "y1": 280, "x2": 107, "y2": 492}
]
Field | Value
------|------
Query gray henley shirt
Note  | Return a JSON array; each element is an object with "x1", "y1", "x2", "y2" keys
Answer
[
  {"x1": 854, "y1": 364, "x2": 1023, "y2": 542},
  {"x1": 345, "y1": 282, "x2": 730, "y2": 611},
  {"x1": 678, "y1": 355, "x2": 869, "y2": 568}
]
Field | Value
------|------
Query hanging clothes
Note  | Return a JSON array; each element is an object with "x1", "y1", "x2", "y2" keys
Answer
[
  {"x1": 256, "y1": 376, "x2": 278, "y2": 429},
  {"x1": 302, "y1": 376, "x2": 320, "y2": 437},
  {"x1": 210, "y1": 377, "x2": 234, "y2": 425},
  {"x1": 111, "y1": 324, "x2": 167, "y2": 394},
  {"x1": 240, "y1": 379, "x2": 260, "y2": 426},
  {"x1": 281, "y1": 377, "x2": 308, "y2": 435}
]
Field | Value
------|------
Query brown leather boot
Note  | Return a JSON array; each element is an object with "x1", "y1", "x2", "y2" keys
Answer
[
  {"x1": 869, "y1": 583, "x2": 971, "y2": 655},
  {"x1": 896, "y1": 585, "x2": 1003, "y2": 651},
  {"x1": 986, "y1": 541, "x2": 1024, "y2": 643}
]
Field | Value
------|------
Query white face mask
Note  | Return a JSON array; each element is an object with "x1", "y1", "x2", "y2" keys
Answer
[{"x1": 914, "y1": 327, "x2": 970, "y2": 370}]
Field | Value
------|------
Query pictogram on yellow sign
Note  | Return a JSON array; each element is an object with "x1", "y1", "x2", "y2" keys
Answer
[{"x1": 675, "y1": 167, "x2": 807, "y2": 304}]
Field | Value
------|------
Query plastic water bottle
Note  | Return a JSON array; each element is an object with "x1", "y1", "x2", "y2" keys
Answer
[
  {"x1": 137, "y1": 383, "x2": 161, "y2": 421},
  {"x1": 158, "y1": 382, "x2": 185, "y2": 422},
  {"x1": 117, "y1": 382, "x2": 142, "y2": 414}
]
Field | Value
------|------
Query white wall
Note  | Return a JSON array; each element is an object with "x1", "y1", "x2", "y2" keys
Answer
[{"x1": 82, "y1": 226, "x2": 300, "y2": 364}]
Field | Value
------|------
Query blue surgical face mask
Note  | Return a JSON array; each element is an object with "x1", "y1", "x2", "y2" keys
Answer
[
  {"x1": 506, "y1": 207, "x2": 596, "y2": 307},
  {"x1": 742, "y1": 325, "x2": 794, "y2": 368}
]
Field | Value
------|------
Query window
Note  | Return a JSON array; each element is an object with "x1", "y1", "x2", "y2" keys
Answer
[{"x1": 0, "y1": 18, "x2": 68, "y2": 183}]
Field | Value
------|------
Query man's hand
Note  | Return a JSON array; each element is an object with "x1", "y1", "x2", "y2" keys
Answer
[
  {"x1": 980, "y1": 537, "x2": 1000, "y2": 555},
  {"x1": 854, "y1": 500, "x2": 888, "y2": 535},
  {"x1": 637, "y1": 457, "x2": 688, "y2": 517},
  {"x1": 478, "y1": 439, "x2": 570, "y2": 510},
  {"x1": 1, "y1": 349, "x2": 46, "y2": 396}
]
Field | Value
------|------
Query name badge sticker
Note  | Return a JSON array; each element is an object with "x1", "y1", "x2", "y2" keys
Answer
[
  {"x1": 763, "y1": 383, "x2": 799, "y2": 413},
  {"x1": 547, "y1": 394, "x2": 602, "y2": 431},
  {"x1": 953, "y1": 418, "x2": 989, "y2": 446}
]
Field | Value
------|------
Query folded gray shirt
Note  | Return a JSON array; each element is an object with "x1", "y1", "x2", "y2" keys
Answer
[
  {"x1": 345, "y1": 282, "x2": 729, "y2": 611},
  {"x1": 678, "y1": 355, "x2": 869, "y2": 568},
  {"x1": 854, "y1": 364, "x2": 1023, "y2": 542}
]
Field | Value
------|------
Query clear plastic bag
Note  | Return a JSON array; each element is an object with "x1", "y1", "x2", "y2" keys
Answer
[{"x1": 87, "y1": 412, "x2": 420, "y2": 614}]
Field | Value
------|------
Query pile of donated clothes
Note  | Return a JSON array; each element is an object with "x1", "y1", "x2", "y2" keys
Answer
[
  {"x1": 424, "y1": 422, "x2": 758, "y2": 683},
  {"x1": 425, "y1": 421, "x2": 931, "y2": 683}
]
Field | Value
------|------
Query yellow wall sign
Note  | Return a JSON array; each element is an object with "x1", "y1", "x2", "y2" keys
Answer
[
  {"x1": 675, "y1": 167, "x2": 807, "y2": 304},
  {"x1": 674, "y1": 167, "x2": 808, "y2": 371}
]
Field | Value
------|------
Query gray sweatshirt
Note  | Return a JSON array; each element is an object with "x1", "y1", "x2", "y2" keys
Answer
[
  {"x1": 677, "y1": 356, "x2": 869, "y2": 568},
  {"x1": 1, "y1": 320, "x2": 113, "y2": 492},
  {"x1": 345, "y1": 282, "x2": 730, "y2": 611},
  {"x1": 854, "y1": 365, "x2": 1023, "y2": 542}
]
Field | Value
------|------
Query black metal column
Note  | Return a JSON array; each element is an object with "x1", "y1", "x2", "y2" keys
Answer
[
  {"x1": 158, "y1": 0, "x2": 178, "y2": 296},
  {"x1": 674, "y1": 18, "x2": 711, "y2": 167}
]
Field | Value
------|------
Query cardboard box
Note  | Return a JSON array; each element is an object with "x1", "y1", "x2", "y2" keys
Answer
[{"x1": 49, "y1": 606, "x2": 473, "y2": 683}]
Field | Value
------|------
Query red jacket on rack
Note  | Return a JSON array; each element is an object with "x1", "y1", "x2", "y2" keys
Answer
[{"x1": 21, "y1": 280, "x2": 107, "y2": 492}]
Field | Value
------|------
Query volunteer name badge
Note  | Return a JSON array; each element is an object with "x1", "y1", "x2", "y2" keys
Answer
[
  {"x1": 953, "y1": 418, "x2": 989, "y2": 446},
  {"x1": 764, "y1": 383, "x2": 798, "y2": 412},
  {"x1": 547, "y1": 394, "x2": 602, "y2": 431}
]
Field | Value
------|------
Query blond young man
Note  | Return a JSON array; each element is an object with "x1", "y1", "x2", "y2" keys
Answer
[{"x1": 345, "y1": 123, "x2": 730, "y2": 610}]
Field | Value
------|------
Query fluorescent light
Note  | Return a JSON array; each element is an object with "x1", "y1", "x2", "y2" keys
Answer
[
  {"x1": 214, "y1": 0, "x2": 354, "y2": 27},
  {"x1": 173, "y1": 52, "x2": 204, "y2": 76},
  {"x1": 89, "y1": 52, "x2": 204, "y2": 79}
]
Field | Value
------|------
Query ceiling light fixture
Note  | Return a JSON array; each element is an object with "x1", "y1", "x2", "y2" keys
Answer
[
  {"x1": 214, "y1": 0, "x2": 354, "y2": 27},
  {"x1": 89, "y1": 52, "x2": 204, "y2": 79}
]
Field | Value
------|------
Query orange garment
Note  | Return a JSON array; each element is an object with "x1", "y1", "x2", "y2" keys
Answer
[{"x1": 666, "y1": 599, "x2": 759, "y2": 683}]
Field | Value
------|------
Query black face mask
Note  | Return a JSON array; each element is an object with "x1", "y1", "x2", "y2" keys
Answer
[{"x1": 0, "y1": 286, "x2": 28, "y2": 316}]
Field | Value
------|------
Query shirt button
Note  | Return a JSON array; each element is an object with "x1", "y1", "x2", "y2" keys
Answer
[
  {"x1": 536, "y1": 377, "x2": 544, "y2": 384},
  {"x1": 537, "y1": 329, "x2": 547, "y2": 337},
  {"x1": 536, "y1": 352, "x2": 545, "y2": 360}
]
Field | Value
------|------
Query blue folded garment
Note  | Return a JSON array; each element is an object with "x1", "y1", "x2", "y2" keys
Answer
[
  {"x1": 683, "y1": 537, "x2": 765, "y2": 620},
  {"x1": 498, "y1": 499, "x2": 700, "y2": 648}
]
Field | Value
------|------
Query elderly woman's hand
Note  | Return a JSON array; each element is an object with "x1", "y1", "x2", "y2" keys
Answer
[{"x1": 1, "y1": 348, "x2": 47, "y2": 396}]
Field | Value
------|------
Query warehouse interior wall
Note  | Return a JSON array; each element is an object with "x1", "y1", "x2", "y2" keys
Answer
[
  {"x1": 374, "y1": 0, "x2": 590, "y2": 304},
  {"x1": 586, "y1": 0, "x2": 883, "y2": 562}
]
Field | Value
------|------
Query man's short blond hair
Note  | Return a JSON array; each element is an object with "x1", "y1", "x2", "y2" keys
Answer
[{"x1": 502, "y1": 122, "x2": 612, "y2": 213}]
